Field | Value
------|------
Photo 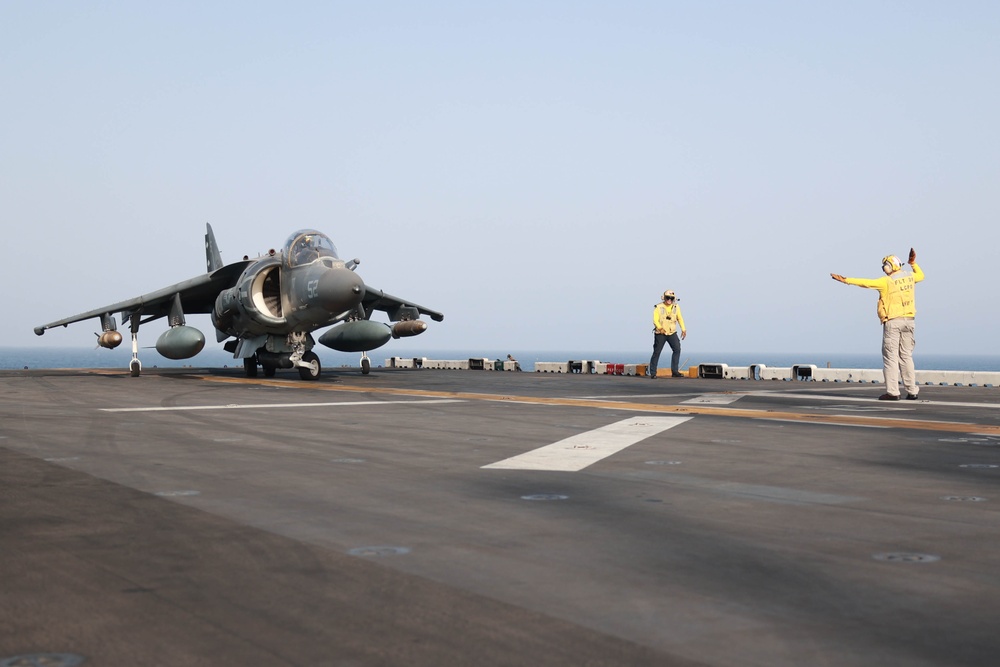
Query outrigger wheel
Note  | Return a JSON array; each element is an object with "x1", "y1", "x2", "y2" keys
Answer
[
  {"x1": 129, "y1": 359, "x2": 141, "y2": 378},
  {"x1": 361, "y1": 353, "x2": 371, "y2": 375}
]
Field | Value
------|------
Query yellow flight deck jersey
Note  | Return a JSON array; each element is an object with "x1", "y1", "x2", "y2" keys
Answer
[
  {"x1": 653, "y1": 302, "x2": 685, "y2": 336},
  {"x1": 844, "y1": 262, "x2": 924, "y2": 323}
]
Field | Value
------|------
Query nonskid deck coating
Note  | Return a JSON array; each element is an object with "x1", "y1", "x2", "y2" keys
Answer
[{"x1": 2, "y1": 367, "x2": 999, "y2": 667}]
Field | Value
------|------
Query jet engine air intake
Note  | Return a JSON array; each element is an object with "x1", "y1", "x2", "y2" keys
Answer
[{"x1": 252, "y1": 266, "x2": 283, "y2": 318}]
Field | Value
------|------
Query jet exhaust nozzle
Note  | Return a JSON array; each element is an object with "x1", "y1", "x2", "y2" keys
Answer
[
  {"x1": 391, "y1": 320, "x2": 427, "y2": 339},
  {"x1": 319, "y1": 320, "x2": 392, "y2": 352},
  {"x1": 156, "y1": 325, "x2": 206, "y2": 360}
]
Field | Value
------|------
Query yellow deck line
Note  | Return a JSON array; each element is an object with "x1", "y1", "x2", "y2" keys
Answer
[{"x1": 197, "y1": 375, "x2": 1000, "y2": 436}]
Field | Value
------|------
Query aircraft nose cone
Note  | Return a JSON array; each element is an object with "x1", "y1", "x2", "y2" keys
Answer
[{"x1": 317, "y1": 268, "x2": 365, "y2": 313}]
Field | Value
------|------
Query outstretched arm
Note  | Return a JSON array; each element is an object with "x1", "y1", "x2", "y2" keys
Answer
[
  {"x1": 908, "y1": 247, "x2": 925, "y2": 282},
  {"x1": 830, "y1": 273, "x2": 847, "y2": 283}
]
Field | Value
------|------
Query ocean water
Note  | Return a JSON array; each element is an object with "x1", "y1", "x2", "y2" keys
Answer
[{"x1": 4, "y1": 346, "x2": 1000, "y2": 373}]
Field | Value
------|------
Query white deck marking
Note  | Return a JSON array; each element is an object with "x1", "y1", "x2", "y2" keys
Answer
[
  {"x1": 682, "y1": 394, "x2": 745, "y2": 405},
  {"x1": 101, "y1": 399, "x2": 464, "y2": 413},
  {"x1": 482, "y1": 416, "x2": 693, "y2": 472}
]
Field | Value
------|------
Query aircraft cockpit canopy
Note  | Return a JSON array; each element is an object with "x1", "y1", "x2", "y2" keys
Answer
[{"x1": 285, "y1": 230, "x2": 340, "y2": 267}]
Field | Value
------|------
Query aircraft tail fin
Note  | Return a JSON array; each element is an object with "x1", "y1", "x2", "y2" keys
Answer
[{"x1": 206, "y1": 223, "x2": 224, "y2": 273}]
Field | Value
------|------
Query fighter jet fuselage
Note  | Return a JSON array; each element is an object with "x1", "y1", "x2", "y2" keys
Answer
[{"x1": 34, "y1": 226, "x2": 443, "y2": 379}]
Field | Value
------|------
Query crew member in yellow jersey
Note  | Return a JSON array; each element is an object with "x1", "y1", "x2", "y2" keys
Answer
[
  {"x1": 648, "y1": 290, "x2": 687, "y2": 378},
  {"x1": 831, "y1": 248, "x2": 925, "y2": 400}
]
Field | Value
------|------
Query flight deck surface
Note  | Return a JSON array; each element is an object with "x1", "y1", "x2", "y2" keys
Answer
[{"x1": 2, "y1": 367, "x2": 999, "y2": 666}]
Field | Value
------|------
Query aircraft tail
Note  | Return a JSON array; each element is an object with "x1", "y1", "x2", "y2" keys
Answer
[{"x1": 206, "y1": 223, "x2": 224, "y2": 273}]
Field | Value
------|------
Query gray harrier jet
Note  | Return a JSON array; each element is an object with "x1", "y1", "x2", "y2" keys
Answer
[{"x1": 34, "y1": 225, "x2": 443, "y2": 379}]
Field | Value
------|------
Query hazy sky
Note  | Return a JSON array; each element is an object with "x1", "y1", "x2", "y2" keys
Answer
[{"x1": 3, "y1": 1, "x2": 998, "y2": 358}]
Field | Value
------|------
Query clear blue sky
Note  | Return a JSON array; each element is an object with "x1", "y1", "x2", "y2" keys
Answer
[{"x1": 3, "y1": 1, "x2": 998, "y2": 357}]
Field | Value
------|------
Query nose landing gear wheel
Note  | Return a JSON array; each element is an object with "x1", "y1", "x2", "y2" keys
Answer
[
  {"x1": 244, "y1": 355, "x2": 258, "y2": 378},
  {"x1": 298, "y1": 351, "x2": 321, "y2": 380}
]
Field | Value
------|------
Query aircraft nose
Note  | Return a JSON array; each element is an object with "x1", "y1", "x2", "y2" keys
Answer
[{"x1": 317, "y1": 267, "x2": 365, "y2": 313}]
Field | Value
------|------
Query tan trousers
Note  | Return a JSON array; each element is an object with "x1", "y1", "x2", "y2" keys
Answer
[{"x1": 882, "y1": 317, "x2": 917, "y2": 397}]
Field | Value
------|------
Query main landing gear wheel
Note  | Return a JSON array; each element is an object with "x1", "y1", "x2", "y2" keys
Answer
[
  {"x1": 298, "y1": 351, "x2": 321, "y2": 380},
  {"x1": 244, "y1": 355, "x2": 258, "y2": 378},
  {"x1": 129, "y1": 359, "x2": 141, "y2": 378}
]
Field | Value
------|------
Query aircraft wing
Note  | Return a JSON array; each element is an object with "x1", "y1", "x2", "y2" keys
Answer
[
  {"x1": 34, "y1": 261, "x2": 251, "y2": 335},
  {"x1": 361, "y1": 286, "x2": 445, "y2": 323}
]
